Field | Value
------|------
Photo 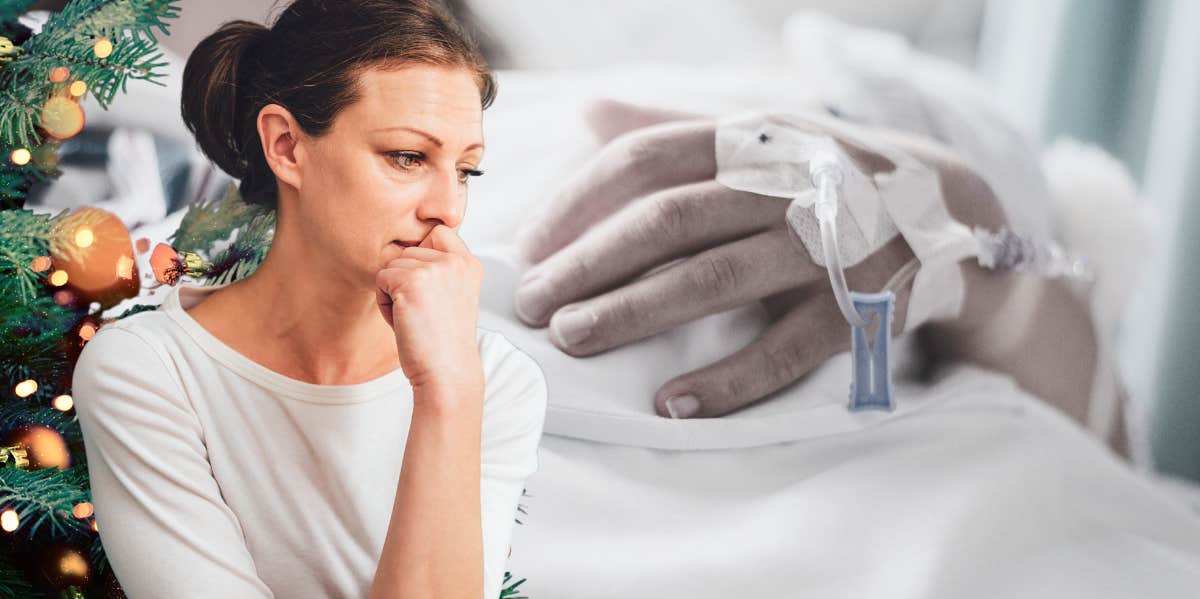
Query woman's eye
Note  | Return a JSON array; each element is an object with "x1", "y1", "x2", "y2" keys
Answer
[
  {"x1": 387, "y1": 151, "x2": 425, "y2": 170},
  {"x1": 458, "y1": 168, "x2": 484, "y2": 184}
]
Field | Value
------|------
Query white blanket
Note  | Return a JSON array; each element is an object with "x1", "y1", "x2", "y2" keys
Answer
[{"x1": 505, "y1": 380, "x2": 1200, "y2": 598}]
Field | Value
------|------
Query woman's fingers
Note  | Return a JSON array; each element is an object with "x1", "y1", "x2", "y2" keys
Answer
[
  {"x1": 422, "y1": 223, "x2": 474, "y2": 258},
  {"x1": 652, "y1": 292, "x2": 848, "y2": 419},
  {"x1": 541, "y1": 227, "x2": 824, "y2": 356},
  {"x1": 513, "y1": 181, "x2": 791, "y2": 326},
  {"x1": 516, "y1": 119, "x2": 718, "y2": 264}
]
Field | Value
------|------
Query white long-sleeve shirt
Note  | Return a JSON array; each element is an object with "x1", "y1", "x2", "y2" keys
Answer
[{"x1": 71, "y1": 282, "x2": 548, "y2": 599}]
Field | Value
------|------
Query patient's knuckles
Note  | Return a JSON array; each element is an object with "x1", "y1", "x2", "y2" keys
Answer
[
  {"x1": 643, "y1": 191, "x2": 694, "y2": 245},
  {"x1": 765, "y1": 336, "x2": 817, "y2": 385},
  {"x1": 687, "y1": 252, "x2": 743, "y2": 297}
]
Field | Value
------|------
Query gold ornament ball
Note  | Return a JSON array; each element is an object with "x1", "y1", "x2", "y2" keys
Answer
[
  {"x1": 0, "y1": 424, "x2": 70, "y2": 471},
  {"x1": 50, "y1": 207, "x2": 140, "y2": 308},
  {"x1": 40, "y1": 96, "x2": 86, "y2": 140},
  {"x1": 34, "y1": 543, "x2": 92, "y2": 591}
]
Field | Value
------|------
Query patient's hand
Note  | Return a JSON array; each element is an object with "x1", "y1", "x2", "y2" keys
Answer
[{"x1": 513, "y1": 100, "x2": 1007, "y2": 419}]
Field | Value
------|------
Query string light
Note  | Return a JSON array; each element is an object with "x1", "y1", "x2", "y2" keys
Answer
[
  {"x1": 0, "y1": 509, "x2": 18, "y2": 532},
  {"x1": 92, "y1": 37, "x2": 113, "y2": 59},
  {"x1": 116, "y1": 254, "x2": 135, "y2": 280},
  {"x1": 14, "y1": 379, "x2": 37, "y2": 398},
  {"x1": 68, "y1": 80, "x2": 87, "y2": 97},
  {"x1": 30, "y1": 256, "x2": 51, "y2": 272},
  {"x1": 53, "y1": 394, "x2": 74, "y2": 412},
  {"x1": 74, "y1": 226, "x2": 94, "y2": 248},
  {"x1": 78, "y1": 323, "x2": 96, "y2": 340},
  {"x1": 72, "y1": 502, "x2": 93, "y2": 519},
  {"x1": 9, "y1": 148, "x2": 30, "y2": 165},
  {"x1": 49, "y1": 269, "x2": 68, "y2": 286}
]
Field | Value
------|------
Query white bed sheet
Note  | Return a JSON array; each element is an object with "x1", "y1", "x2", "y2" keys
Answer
[{"x1": 505, "y1": 380, "x2": 1200, "y2": 598}]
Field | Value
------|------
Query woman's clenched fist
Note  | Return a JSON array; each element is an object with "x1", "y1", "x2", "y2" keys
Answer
[{"x1": 376, "y1": 224, "x2": 484, "y2": 396}]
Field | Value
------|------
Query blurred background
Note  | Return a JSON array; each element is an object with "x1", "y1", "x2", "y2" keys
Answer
[{"x1": 25, "y1": 0, "x2": 1200, "y2": 482}]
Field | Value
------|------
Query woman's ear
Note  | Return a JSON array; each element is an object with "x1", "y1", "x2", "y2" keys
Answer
[{"x1": 257, "y1": 103, "x2": 304, "y2": 191}]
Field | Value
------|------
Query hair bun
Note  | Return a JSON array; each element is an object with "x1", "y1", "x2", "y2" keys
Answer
[{"x1": 180, "y1": 20, "x2": 272, "y2": 182}]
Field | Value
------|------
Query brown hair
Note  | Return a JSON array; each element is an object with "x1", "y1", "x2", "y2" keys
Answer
[{"x1": 180, "y1": 0, "x2": 496, "y2": 210}]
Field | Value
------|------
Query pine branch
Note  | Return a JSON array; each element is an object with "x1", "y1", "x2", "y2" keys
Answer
[
  {"x1": 0, "y1": 0, "x2": 180, "y2": 149},
  {"x1": 167, "y1": 183, "x2": 276, "y2": 286},
  {"x1": 170, "y1": 183, "x2": 270, "y2": 253},
  {"x1": 0, "y1": 463, "x2": 92, "y2": 541},
  {"x1": 499, "y1": 572, "x2": 528, "y2": 599},
  {"x1": 0, "y1": 207, "x2": 70, "y2": 305},
  {"x1": 0, "y1": 401, "x2": 82, "y2": 446},
  {"x1": 0, "y1": 556, "x2": 36, "y2": 599},
  {"x1": 0, "y1": 294, "x2": 78, "y2": 398},
  {"x1": 87, "y1": 531, "x2": 110, "y2": 578}
]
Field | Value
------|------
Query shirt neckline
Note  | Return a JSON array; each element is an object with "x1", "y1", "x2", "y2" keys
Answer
[{"x1": 160, "y1": 281, "x2": 411, "y2": 405}]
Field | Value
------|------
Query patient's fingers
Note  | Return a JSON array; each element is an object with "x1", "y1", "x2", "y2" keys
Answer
[
  {"x1": 516, "y1": 119, "x2": 717, "y2": 264},
  {"x1": 541, "y1": 228, "x2": 823, "y2": 356},
  {"x1": 652, "y1": 292, "x2": 848, "y2": 419},
  {"x1": 584, "y1": 98, "x2": 706, "y2": 144},
  {"x1": 513, "y1": 181, "x2": 790, "y2": 326}
]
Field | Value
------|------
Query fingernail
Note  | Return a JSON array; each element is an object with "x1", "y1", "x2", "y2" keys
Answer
[
  {"x1": 515, "y1": 279, "x2": 551, "y2": 323},
  {"x1": 665, "y1": 394, "x2": 701, "y2": 419},
  {"x1": 552, "y1": 306, "x2": 596, "y2": 347}
]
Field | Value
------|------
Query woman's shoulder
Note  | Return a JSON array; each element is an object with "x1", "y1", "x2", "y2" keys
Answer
[{"x1": 73, "y1": 307, "x2": 194, "y2": 399}]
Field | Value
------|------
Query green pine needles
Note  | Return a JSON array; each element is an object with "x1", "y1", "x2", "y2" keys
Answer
[{"x1": 0, "y1": 0, "x2": 179, "y2": 210}]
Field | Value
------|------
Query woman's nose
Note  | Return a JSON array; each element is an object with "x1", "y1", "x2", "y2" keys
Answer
[{"x1": 417, "y1": 167, "x2": 466, "y2": 228}]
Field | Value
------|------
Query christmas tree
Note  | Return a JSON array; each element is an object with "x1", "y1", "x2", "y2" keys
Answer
[{"x1": 0, "y1": 2, "x2": 531, "y2": 597}]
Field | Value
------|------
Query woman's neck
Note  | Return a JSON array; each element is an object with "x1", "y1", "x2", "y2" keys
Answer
[{"x1": 206, "y1": 228, "x2": 402, "y2": 386}]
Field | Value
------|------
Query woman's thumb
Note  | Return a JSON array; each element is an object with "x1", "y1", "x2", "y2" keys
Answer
[{"x1": 584, "y1": 98, "x2": 706, "y2": 144}]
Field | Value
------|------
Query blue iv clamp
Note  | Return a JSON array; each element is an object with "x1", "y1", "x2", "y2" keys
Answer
[{"x1": 847, "y1": 291, "x2": 896, "y2": 412}]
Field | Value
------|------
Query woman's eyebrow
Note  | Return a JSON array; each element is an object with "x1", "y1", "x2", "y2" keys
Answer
[{"x1": 373, "y1": 126, "x2": 483, "y2": 152}]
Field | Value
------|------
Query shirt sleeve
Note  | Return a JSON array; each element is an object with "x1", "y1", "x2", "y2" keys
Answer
[
  {"x1": 72, "y1": 326, "x2": 275, "y2": 599},
  {"x1": 478, "y1": 331, "x2": 549, "y2": 599}
]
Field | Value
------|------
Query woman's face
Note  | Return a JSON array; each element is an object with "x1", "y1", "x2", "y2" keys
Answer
[{"x1": 289, "y1": 65, "x2": 485, "y2": 286}]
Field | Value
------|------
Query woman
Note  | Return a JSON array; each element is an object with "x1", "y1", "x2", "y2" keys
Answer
[{"x1": 70, "y1": 1, "x2": 546, "y2": 598}]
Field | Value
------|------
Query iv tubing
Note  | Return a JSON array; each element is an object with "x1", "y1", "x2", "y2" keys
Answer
[{"x1": 810, "y1": 156, "x2": 870, "y2": 328}]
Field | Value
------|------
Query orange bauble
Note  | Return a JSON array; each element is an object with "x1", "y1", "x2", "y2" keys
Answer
[
  {"x1": 0, "y1": 424, "x2": 70, "y2": 471},
  {"x1": 49, "y1": 207, "x2": 140, "y2": 309}
]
